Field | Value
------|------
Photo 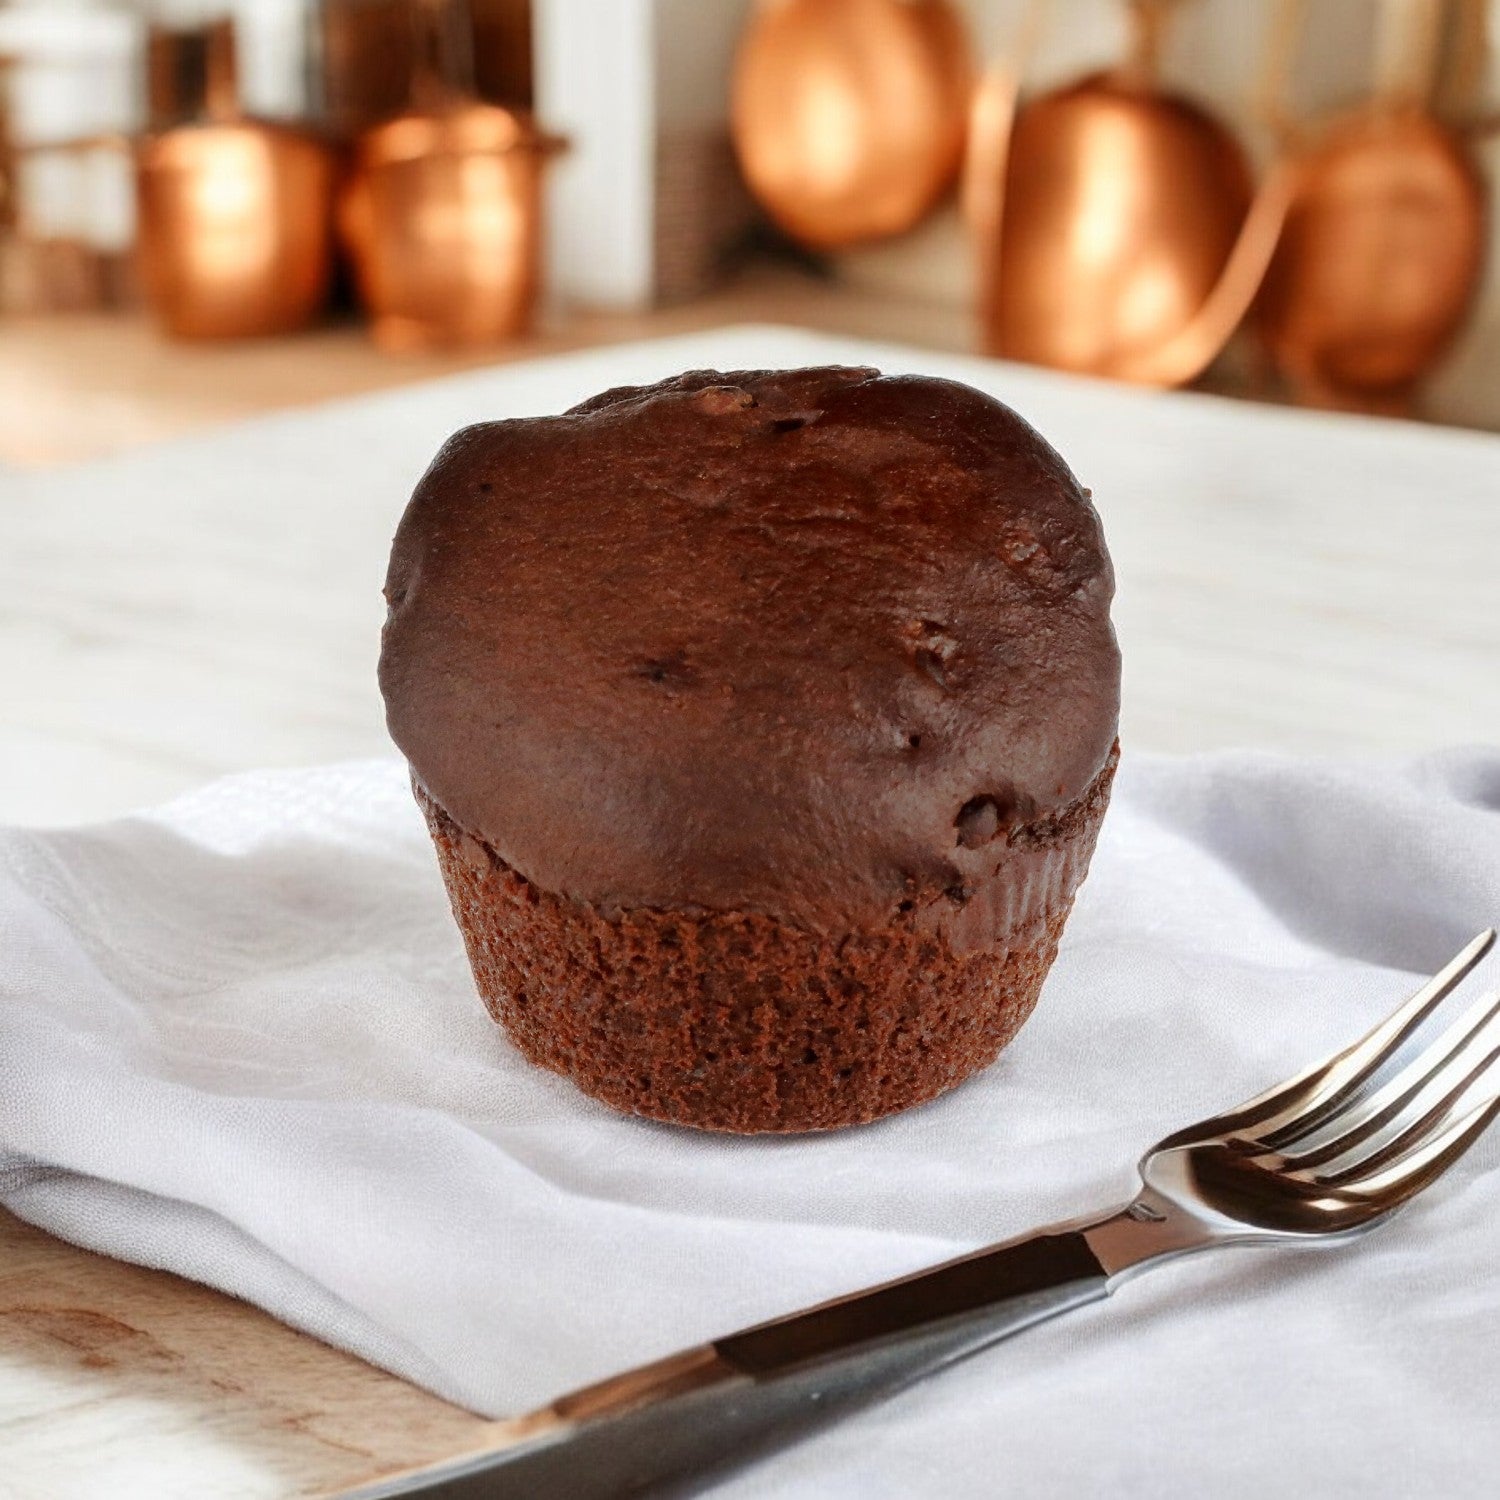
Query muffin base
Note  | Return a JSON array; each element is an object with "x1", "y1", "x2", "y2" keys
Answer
[{"x1": 417, "y1": 761, "x2": 1114, "y2": 1133}]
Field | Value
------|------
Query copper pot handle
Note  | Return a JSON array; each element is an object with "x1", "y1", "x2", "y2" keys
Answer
[
  {"x1": 960, "y1": 0, "x2": 1046, "y2": 344},
  {"x1": 961, "y1": 60, "x2": 1018, "y2": 341},
  {"x1": 410, "y1": 0, "x2": 477, "y2": 111},
  {"x1": 1107, "y1": 156, "x2": 1301, "y2": 388}
]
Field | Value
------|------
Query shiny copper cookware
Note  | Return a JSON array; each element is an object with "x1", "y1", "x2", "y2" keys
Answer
[
  {"x1": 731, "y1": 0, "x2": 972, "y2": 249},
  {"x1": 340, "y1": 102, "x2": 561, "y2": 349},
  {"x1": 1252, "y1": 0, "x2": 1490, "y2": 410},
  {"x1": 1256, "y1": 107, "x2": 1486, "y2": 406},
  {"x1": 337, "y1": 0, "x2": 563, "y2": 349},
  {"x1": 967, "y1": 0, "x2": 1295, "y2": 387},
  {"x1": 136, "y1": 21, "x2": 337, "y2": 339}
]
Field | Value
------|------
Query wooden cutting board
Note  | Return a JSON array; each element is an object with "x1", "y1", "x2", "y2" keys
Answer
[{"x1": 0, "y1": 1209, "x2": 505, "y2": 1499}]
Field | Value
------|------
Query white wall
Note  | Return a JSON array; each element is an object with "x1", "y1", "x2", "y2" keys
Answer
[
  {"x1": 533, "y1": 0, "x2": 658, "y2": 308},
  {"x1": 534, "y1": 0, "x2": 752, "y2": 309},
  {"x1": 653, "y1": 0, "x2": 751, "y2": 128}
]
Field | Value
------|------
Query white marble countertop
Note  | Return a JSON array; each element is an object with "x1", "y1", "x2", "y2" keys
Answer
[
  {"x1": 2, "y1": 324, "x2": 1497, "y2": 831},
  {"x1": 2, "y1": 326, "x2": 1499, "y2": 1500}
]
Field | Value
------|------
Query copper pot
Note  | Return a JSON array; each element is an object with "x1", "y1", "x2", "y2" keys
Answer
[
  {"x1": 338, "y1": 0, "x2": 563, "y2": 350},
  {"x1": 136, "y1": 122, "x2": 337, "y2": 339},
  {"x1": 1246, "y1": 0, "x2": 1489, "y2": 409},
  {"x1": 991, "y1": 74, "x2": 1255, "y2": 376},
  {"x1": 1253, "y1": 111, "x2": 1487, "y2": 406},
  {"x1": 731, "y1": 0, "x2": 972, "y2": 250},
  {"x1": 338, "y1": 101, "x2": 561, "y2": 351},
  {"x1": 135, "y1": 21, "x2": 338, "y2": 340},
  {"x1": 966, "y1": 0, "x2": 1295, "y2": 387}
]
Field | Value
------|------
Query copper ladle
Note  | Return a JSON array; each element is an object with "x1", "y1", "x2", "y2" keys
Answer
[
  {"x1": 1252, "y1": 0, "x2": 1492, "y2": 412},
  {"x1": 731, "y1": 0, "x2": 973, "y2": 250},
  {"x1": 966, "y1": 0, "x2": 1298, "y2": 387}
]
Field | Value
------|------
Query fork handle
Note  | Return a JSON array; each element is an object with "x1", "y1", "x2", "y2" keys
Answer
[{"x1": 350, "y1": 1229, "x2": 1110, "y2": 1499}]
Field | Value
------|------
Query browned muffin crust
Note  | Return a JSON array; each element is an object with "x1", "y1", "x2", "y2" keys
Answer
[
  {"x1": 381, "y1": 366, "x2": 1120, "y2": 949},
  {"x1": 418, "y1": 748, "x2": 1115, "y2": 1132}
]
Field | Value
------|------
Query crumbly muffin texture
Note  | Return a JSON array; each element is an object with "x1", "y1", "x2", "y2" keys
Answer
[{"x1": 419, "y1": 757, "x2": 1114, "y2": 1132}]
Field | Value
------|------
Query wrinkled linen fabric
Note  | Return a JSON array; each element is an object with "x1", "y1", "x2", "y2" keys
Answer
[{"x1": 2, "y1": 749, "x2": 1498, "y2": 1497}]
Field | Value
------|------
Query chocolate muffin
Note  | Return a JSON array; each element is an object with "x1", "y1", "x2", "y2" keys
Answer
[{"x1": 380, "y1": 366, "x2": 1119, "y2": 1132}]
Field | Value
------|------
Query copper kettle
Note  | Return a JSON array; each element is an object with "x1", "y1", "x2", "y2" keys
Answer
[
  {"x1": 133, "y1": 21, "x2": 338, "y2": 340},
  {"x1": 338, "y1": 0, "x2": 564, "y2": 351},
  {"x1": 731, "y1": 0, "x2": 972, "y2": 250},
  {"x1": 967, "y1": 0, "x2": 1295, "y2": 387}
]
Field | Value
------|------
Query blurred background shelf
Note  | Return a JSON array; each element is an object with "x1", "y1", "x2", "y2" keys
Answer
[
  {"x1": 7, "y1": 261, "x2": 1500, "y2": 471},
  {"x1": 5, "y1": 0, "x2": 1500, "y2": 460},
  {"x1": 0, "y1": 265, "x2": 984, "y2": 467}
]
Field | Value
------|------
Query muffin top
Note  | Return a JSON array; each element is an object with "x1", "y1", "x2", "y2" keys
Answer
[{"x1": 380, "y1": 366, "x2": 1119, "y2": 935}]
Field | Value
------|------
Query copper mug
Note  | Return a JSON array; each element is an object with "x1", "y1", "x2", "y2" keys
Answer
[{"x1": 136, "y1": 21, "x2": 337, "y2": 340}]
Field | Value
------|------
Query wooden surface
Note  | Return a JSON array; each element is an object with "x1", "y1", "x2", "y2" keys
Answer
[
  {"x1": 3, "y1": 311, "x2": 1500, "y2": 1499},
  {"x1": 5, "y1": 266, "x2": 1494, "y2": 472},
  {"x1": 0, "y1": 1210, "x2": 504, "y2": 1499},
  {"x1": 0, "y1": 270, "x2": 972, "y2": 469}
]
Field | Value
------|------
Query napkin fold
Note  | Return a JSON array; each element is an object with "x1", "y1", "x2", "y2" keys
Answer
[{"x1": 3, "y1": 751, "x2": 1499, "y2": 1498}]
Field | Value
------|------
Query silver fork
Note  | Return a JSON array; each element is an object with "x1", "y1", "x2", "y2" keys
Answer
[{"x1": 349, "y1": 930, "x2": 1500, "y2": 1500}]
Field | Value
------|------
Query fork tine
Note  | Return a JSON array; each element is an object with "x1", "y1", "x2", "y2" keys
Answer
[
  {"x1": 1266, "y1": 990, "x2": 1500, "y2": 1171},
  {"x1": 1232, "y1": 930, "x2": 1495, "y2": 1149},
  {"x1": 1338, "y1": 1081, "x2": 1500, "y2": 1207},
  {"x1": 1293, "y1": 1033, "x2": 1500, "y2": 1185}
]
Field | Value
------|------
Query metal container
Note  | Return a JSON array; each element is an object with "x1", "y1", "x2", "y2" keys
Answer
[
  {"x1": 337, "y1": 0, "x2": 560, "y2": 349},
  {"x1": 965, "y1": 0, "x2": 1295, "y2": 388},
  {"x1": 988, "y1": 73, "x2": 1256, "y2": 378},
  {"x1": 133, "y1": 20, "x2": 337, "y2": 339},
  {"x1": 339, "y1": 98, "x2": 560, "y2": 348},
  {"x1": 1251, "y1": 0, "x2": 1490, "y2": 408},
  {"x1": 731, "y1": 0, "x2": 972, "y2": 250}
]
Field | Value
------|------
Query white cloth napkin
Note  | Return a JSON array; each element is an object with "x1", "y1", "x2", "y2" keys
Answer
[{"x1": 3, "y1": 750, "x2": 1499, "y2": 1497}]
